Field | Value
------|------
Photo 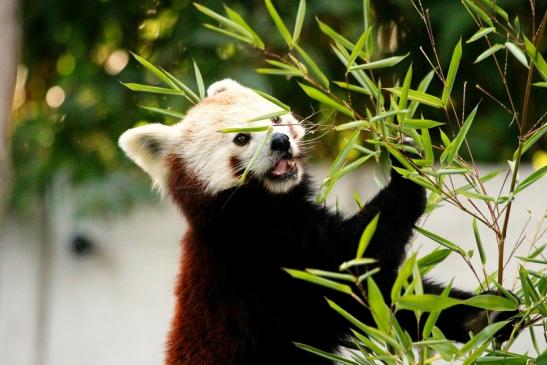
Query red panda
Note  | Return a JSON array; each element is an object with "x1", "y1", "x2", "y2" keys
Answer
[{"x1": 119, "y1": 79, "x2": 517, "y2": 365}]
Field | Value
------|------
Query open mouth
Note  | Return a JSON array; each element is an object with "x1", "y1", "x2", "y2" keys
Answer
[{"x1": 267, "y1": 159, "x2": 298, "y2": 181}]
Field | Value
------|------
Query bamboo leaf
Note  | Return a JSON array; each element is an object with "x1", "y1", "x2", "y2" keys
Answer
[
  {"x1": 442, "y1": 39, "x2": 462, "y2": 106},
  {"x1": 391, "y1": 253, "x2": 416, "y2": 303},
  {"x1": 356, "y1": 213, "x2": 380, "y2": 258},
  {"x1": 422, "y1": 282, "x2": 453, "y2": 339},
  {"x1": 398, "y1": 294, "x2": 461, "y2": 312},
  {"x1": 460, "y1": 321, "x2": 509, "y2": 354},
  {"x1": 472, "y1": 218, "x2": 486, "y2": 265},
  {"x1": 253, "y1": 89, "x2": 291, "y2": 111},
  {"x1": 283, "y1": 268, "x2": 353, "y2": 294},
  {"x1": 240, "y1": 127, "x2": 273, "y2": 181},
  {"x1": 305, "y1": 269, "x2": 355, "y2": 282},
  {"x1": 408, "y1": 70, "x2": 435, "y2": 117},
  {"x1": 339, "y1": 258, "x2": 377, "y2": 271},
  {"x1": 418, "y1": 249, "x2": 452, "y2": 268},
  {"x1": 474, "y1": 44, "x2": 504, "y2": 63},
  {"x1": 398, "y1": 65, "x2": 412, "y2": 124},
  {"x1": 193, "y1": 60, "x2": 205, "y2": 100},
  {"x1": 350, "y1": 53, "x2": 409, "y2": 70},
  {"x1": 421, "y1": 128, "x2": 434, "y2": 165},
  {"x1": 466, "y1": 27, "x2": 496, "y2": 44},
  {"x1": 161, "y1": 68, "x2": 201, "y2": 103},
  {"x1": 293, "y1": 343, "x2": 359, "y2": 365},
  {"x1": 462, "y1": 0, "x2": 493, "y2": 26},
  {"x1": 462, "y1": 295, "x2": 518, "y2": 311},
  {"x1": 524, "y1": 36, "x2": 547, "y2": 80},
  {"x1": 316, "y1": 18, "x2": 354, "y2": 50},
  {"x1": 130, "y1": 52, "x2": 178, "y2": 89},
  {"x1": 292, "y1": 0, "x2": 306, "y2": 45},
  {"x1": 294, "y1": 45, "x2": 329, "y2": 88},
  {"x1": 518, "y1": 125, "x2": 547, "y2": 158},
  {"x1": 347, "y1": 29, "x2": 372, "y2": 70},
  {"x1": 219, "y1": 125, "x2": 271, "y2": 133},
  {"x1": 387, "y1": 88, "x2": 444, "y2": 108},
  {"x1": 223, "y1": 4, "x2": 265, "y2": 49},
  {"x1": 441, "y1": 104, "x2": 479, "y2": 165},
  {"x1": 299, "y1": 83, "x2": 353, "y2": 117},
  {"x1": 122, "y1": 82, "x2": 186, "y2": 96},
  {"x1": 404, "y1": 119, "x2": 444, "y2": 129},
  {"x1": 415, "y1": 226, "x2": 465, "y2": 255},
  {"x1": 243, "y1": 110, "x2": 289, "y2": 123},
  {"x1": 367, "y1": 277, "x2": 391, "y2": 332},
  {"x1": 194, "y1": 3, "x2": 253, "y2": 40},
  {"x1": 334, "y1": 81, "x2": 372, "y2": 95},
  {"x1": 514, "y1": 165, "x2": 547, "y2": 194},
  {"x1": 505, "y1": 42, "x2": 529, "y2": 68},
  {"x1": 203, "y1": 23, "x2": 254, "y2": 45},
  {"x1": 256, "y1": 67, "x2": 305, "y2": 77},
  {"x1": 138, "y1": 105, "x2": 185, "y2": 119},
  {"x1": 264, "y1": 0, "x2": 293, "y2": 46}
]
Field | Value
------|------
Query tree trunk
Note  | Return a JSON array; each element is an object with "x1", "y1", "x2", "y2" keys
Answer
[{"x1": 0, "y1": 0, "x2": 18, "y2": 219}]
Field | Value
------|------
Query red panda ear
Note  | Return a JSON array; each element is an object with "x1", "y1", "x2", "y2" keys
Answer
[
  {"x1": 119, "y1": 123, "x2": 173, "y2": 189},
  {"x1": 206, "y1": 79, "x2": 243, "y2": 97}
]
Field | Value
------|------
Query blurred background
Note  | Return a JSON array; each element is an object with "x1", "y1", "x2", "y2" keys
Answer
[{"x1": 0, "y1": 0, "x2": 545, "y2": 364}]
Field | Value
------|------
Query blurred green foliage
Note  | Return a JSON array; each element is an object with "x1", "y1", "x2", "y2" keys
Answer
[{"x1": 11, "y1": 0, "x2": 544, "y2": 214}]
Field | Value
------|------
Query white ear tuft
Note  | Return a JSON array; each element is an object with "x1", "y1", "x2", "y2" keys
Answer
[
  {"x1": 207, "y1": 79, "x2": 243, "y2": 96},
  {"x1": 119, "y1": 123, "x2": 174, "y2": 189}
]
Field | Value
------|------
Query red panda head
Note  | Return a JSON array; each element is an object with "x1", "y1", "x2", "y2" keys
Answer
[{"x1": 119, "y1": 79, "x2": 307, "y2": 199}]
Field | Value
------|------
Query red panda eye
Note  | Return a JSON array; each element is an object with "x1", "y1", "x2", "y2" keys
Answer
[
  {"x1": 272, "y1": 116, "x2": 281, "y2": 124},
  {"x1": 233, "y1": 133, "x2": 251, "y2": 146}
]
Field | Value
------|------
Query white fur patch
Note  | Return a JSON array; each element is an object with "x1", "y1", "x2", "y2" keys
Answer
[{"x1": 119, "y1": 80, "x2": 306, "y2": 196}]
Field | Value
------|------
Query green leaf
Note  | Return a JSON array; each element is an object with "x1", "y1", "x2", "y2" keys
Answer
[
  {"x1": 138, "y1": 105, "x2": 185, "y2": 119},
  {"x1": 421, "y1": 127, "x2": 434, "y2": 165},
  {"x1": 252, "y1": 89, "x2": 291, "y2": 111},
  {"x1": 334, "y1": 120, "x2": 370, "y2": 131},
  {"x1": 223, "y1": 4, "x2": 265, "y2": 49},
  {"x1": 356, "y1": 267, "x2": 381, "y2": 284},
  {"x1": 264, "y1": 0, "x2": 293, "y2": 46},
  {"x1": 292, "y1": 0, "x2": 306, "y2": 45},
  {"x1": 415, "y1": 226, "x2": 465, "y2": 255},
  {"x1": 193, "y1": 60, "x2": 205, "y2": 100},
  {"x1": 293, "y1": 343, "x2": 359, "y2": 365},
  {"x1": 472, "y1": 218, "x2": 486, "y2": 265},
  {"x1": 256, "y1": 67, "x2": 305, "y2": 76},
  {"x1": 339, "y1": 258, "x2": 377, "y2": 271},
  {"x1": 194, "y1": 3, "x2": 253, "y2": 40},
  {"x1": 408, "y1": 70, "x2": 435, "y2": 118},
  {"x1": 161, "y1": 68, "x2": 201, "y2": 103},
  {"x1": 122, "y1": 82, "x2": 186, "y2": 96},
  {"x1": 398, "y1": 65, "x2": 412, "y2": 124},
  {"x1": 462, "y1": 0, "x2": 493, "y2": 27},
  {"x1": 299, "y1": 83, "x2": 353, "y2": 117},
  {"x1": 518, "y1": 125, "x2": 547, "y2": 158},
  {"x1": 417, "y1": 249, "x2": 452, "y2": 268},
  {"x1": 350, "y1": 53, "x2": 409, "y2": 70},
  {"x1": 398, "y1": 294, "x2": 461, "y2": 311},
  {"x1": 514, "y1": 164, "x2": 547, "y2": 194},
  {"x1": 338, "y1": 154, "x2": 374, "y2": 176},
  {"x1": 474, "y1": 44, "x2": 504, "y2": 63},
  {"x1": 305, "y1": 269, "x2": 355, "y2": 282},
  {"x1": 404, "y1": 119, "x2": 444, "y2": 129},
  {"x1": 240, "y1": 127, "x2": 273, "y2": 181},
  {"x1": 334, "y1": 81, "x2": 371, "y2": 95},
  {"x1": 243, "y1": 110, "x2": 289, "y2": 123},
  {"x1": 422, "y1": 282, "x2": 453, "y2": 339},
  {"x1": 130, "y1": 52, "x2": 178, "y2": 89},
  {"x1": 316, "y1": 18, "x2": 354, "y2": 50},
  {"x1": 283, "y1": 268, "x2": 353, "y2": 294},
  {"x1": 387, "y1": 88, "x2": 444, "y2": 108},
  {"x1": 516, "y1": 256, "x2": 547, "y2": 264},
  {"x1": 219, "y1": 125, "x2": 272, "y2": 133},
  {"x1": 442, "y1": 39, "x2": 462, "y2": 106},
  {"x1": 460, "y1": 321, "x2": 509, "y2": 354},
  {"x1": 463, "y1": 295, "x2": 518, "y2": 311},
  {"x1": 356, "y1": 213, "x2": 380, "y2": 258},
  {"x1": 524, "y1": 36, "x2": 547, "y2": 80},
  {"x1": 466, "y1": 27, "x2": 496, "y2": 43},
  {"x1": 441, "y1": 104, "x2": 479, "y2": 165},
  {"x1": 294, "y1": 45, "x2": 330, "y2": 88},
  {"x1": 505, "y1": 42, "x2": 529, "y2": 68},
  {"x1": 367, "y1": 277, "x2": 391, "y2": 332},
  {"x1": 203, "y1": 23, "x2": 254, "y2": 45},
  {"x1": 391, "y1": 253, "x2": 416, "y2": 303},
  {"x1": 347, "y1": 29, "x2": 372, "y2": 70}
]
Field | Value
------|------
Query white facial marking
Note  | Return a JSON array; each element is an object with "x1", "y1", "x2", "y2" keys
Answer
[{"x1": 119, "y1": 79, "x2": 306, "y2": 195}]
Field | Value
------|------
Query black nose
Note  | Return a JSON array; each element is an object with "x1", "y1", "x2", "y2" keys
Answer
[{"x1": 270, "y1": 132, "x2": 290, "y2": 153}]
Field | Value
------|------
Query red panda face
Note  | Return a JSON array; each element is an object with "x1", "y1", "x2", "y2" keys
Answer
[{"x1": 119, "y1": 79, "x2": 307, "y2": 197}]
